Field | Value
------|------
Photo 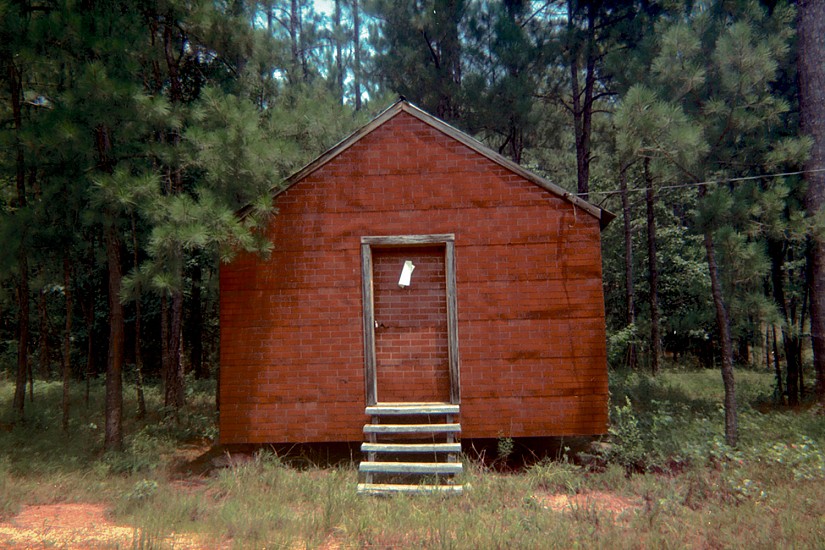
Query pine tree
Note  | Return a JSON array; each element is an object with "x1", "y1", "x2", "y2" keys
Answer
[
  {"x1": 798, "y1": 0, "x2": 825, "y2": 403},
  {"x1": 368, "y1": 0, "x2": 465, "y2": 121},
  {"x1": 550, "y1": 0, "x2": 661, "y2": 200},
  {"x1": 0, "y1": 0, "x2": 37, "y2": 421},
  {"x1": 461, "y1": 0, "x2": 551, "y2": 162},
  {"x1": 614, "y1": 84, "x2": 706, "y2": 373},
  {"x1": 614, "y1": 3, "x2": 797, "y2": 444}
]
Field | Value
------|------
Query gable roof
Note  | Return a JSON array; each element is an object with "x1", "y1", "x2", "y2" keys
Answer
[{"x1": 273, "y1": 99, "x2": 614, "y2": 228}]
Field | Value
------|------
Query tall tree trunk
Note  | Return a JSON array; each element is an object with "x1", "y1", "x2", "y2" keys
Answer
[
  {"x1": 799, "y1": 277, "x2": 809, "y2": 397},
  {"x1": 163, "y1": 21, "x2": 182, "y2": 103},
  {"x1": 289, "y1": 0, "x2": 300, "y2": 85},
  {"x1": 644, "y1": 158, "x2": 661, "y2": 375},
  {"x1": 27, "y1": 351, "x2": 34, "y2": 402},
  {"x1": 298, "y1": 0, "x2": 307, "y2": 82},
  {"x1": 567, "y1": 0, "x2": 596, "y2": 200},
  {"x1": 191, "y1": 261, "x2": 205, "y2": 379},
  {"x1": 9, "y1": 60, "x2": 29, "y2": 421},
  {"x1": 81, "y1": 291, "x2": 94, "y2": 407},
  {"x1": 798, "y1": 0, "x2": 825, "y2": 403},
  {"x1": 700, "y1": 188, "x2": 738, "y2": 445},
  {"x1": 352, "y1": 0, "x2": 362, "y2": 111},
  {"x1": 619, "y1": 165, "x2": 637, "y2": 368},
  {"x1": 434, "y1": 0, "x2": 462, "y2": 122},
  {"x1": 96, "y1": 123, "x2": 123, "y2": 451},
  {"x1": 163, "y1": 20, "x2": 186, "y2": 410},
  {"x1": 131, "y1": 214, "x2": 146, "y2": 418},
  {"x1": 785, "y1": 333, "x2": 802, "y2": 405},
  {"x1": 736, "y1": 320, "x2": 750, "y2": 365},
  {"x1": 62, "y1": 257, "x2": 72, "y2": 431},
  {"x1": 161, "y1": 294, "x2": 169, "y2": 392},
  {"x1": 161, "y1": 290, "x2": 184, "y2": 409},
  {"x1": 38, "y1": 285, "x2": 50, "y2": 379},
  {"x1": 14, "y1": 255, "x2": 29, "y2": 420},
  {"x1": 134, "y1": 298, "x2": 146, "y2": 419},
  {"x1": 167, "y1": 288, "x2": 185, "y2": 408},
  {"x1": 104, "y1": 217, "x2": 124, "y2": 451},
  {"x1": 772, "y1": 325, "x2": 785, "y2": 405},
  {"x1": 334, "y1": 0, "x2": 344, "y2": 104},
  {"x1": 768, "y1": 238, "x2": 800, "y2": 405}
]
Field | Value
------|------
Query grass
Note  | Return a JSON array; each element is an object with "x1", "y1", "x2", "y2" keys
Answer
[{"x1": 0, "y1": 368, "x2": 824, "y2": 548}]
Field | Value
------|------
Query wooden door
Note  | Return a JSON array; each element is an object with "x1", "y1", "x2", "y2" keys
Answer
[
  {"x1": 372, "y1": 246, "x2": 449, "y2": 402},
  {"x1": 361, "y1": 235, "x2": 460, "y2": 405}
]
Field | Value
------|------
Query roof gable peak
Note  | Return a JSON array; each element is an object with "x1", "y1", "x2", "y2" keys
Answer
[{"x1": 277, "y1": 98, "x2": 614, "y2": 228}]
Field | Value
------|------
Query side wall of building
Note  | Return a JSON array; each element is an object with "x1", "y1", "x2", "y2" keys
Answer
[{"x1": 219, "y1": 112, "x2": 608, "y2": 443}]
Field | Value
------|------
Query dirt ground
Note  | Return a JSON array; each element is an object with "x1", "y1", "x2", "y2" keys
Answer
[
  {"x1": 535, "y1": 490, "x2": 643, "y2": 516},
  {"x1": 0, "y1": 503, "x2": 205, "y2": 549}
]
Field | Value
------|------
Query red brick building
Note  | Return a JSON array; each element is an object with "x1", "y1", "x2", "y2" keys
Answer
[{"x1": 219, "y1": 100, "x2": 613, "y2": 446}]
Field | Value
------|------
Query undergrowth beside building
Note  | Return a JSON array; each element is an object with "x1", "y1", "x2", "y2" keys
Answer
[{"x1": 0, "y1": 369, "x2": 823, "y2": 548}]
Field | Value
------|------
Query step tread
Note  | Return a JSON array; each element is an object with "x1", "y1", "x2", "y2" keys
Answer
[
  {"x1": 363, "y1": 423, "x2": 461, "y2": 434},
  {"x1": 357, "y1": 483, "x2": 464, "y2": 495},
  {"x1": 361, "y1": 442, "x2": 461, "y2": 453},
  {"x1": 359, "y1": 461, "x2": 463, "y2": 474},
  {"x1": 367, "y1": 403, "x2": 459, "y2": 416}
]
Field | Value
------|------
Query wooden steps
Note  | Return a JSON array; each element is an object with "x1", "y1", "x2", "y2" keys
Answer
[
  {"x1": 358, "y1": 402, "x2": 464, "y2": 495},
  {"x1": 356, "y1": 483, "x2": 465, "y2": 495},
  {"x1": 365, "y1": 403, "x2": 460, "y2": 416},
  {"x1": 361, "y1": 442, "x2": 461, "y2": 453},
  {"x1": 360, "y1": 462, "x2": 463, "y2": 474},
  {"x1": 363, "y1": 423, "x2": 461, "y2": 434}
]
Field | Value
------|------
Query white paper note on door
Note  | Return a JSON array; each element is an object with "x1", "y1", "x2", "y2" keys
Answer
[{"x1": 398, "y1": 260, "x2": 415, "y2": 288}]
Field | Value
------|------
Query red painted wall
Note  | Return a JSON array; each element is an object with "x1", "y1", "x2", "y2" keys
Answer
[{"x1": 219, "y1": 111, "x2": 609, "y2": 443}]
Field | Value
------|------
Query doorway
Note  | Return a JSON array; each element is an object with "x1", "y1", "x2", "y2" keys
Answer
[{"x1": 361, "y1": 235, "x2": 460, "y2": 405}]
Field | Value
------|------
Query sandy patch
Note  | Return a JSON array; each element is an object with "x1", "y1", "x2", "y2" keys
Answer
[
  {"x1": 535, "y1": 490, "x2": 643, "y2": 516},
  {"x1": 0, "y1": 503, "x2": 207, "y2": 549}
]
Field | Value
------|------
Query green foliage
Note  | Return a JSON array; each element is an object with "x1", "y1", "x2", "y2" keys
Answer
[
  {"x1": 760, "y1": 437, "x2": 825, "y2": 481},
  {"x1": 602, "y1": 397, "x2": 646, "y2": 470},
  {"x1": 603, "y1": 368, "x2": 825, "y2": 480},
  {"x1": 600, "y1": 0, "x2": 810, "y2": 392},
  {"x1": 607, "y1": 323, "x2": 638, "y2": 368},
  {"x1": 527, "y1": 455, "x2": 584, "y2": 494},
  {"x1": 496, "y1": 434, "x2": 514, "y2": 463},
  {"x1": 368, "y1": 0, "x2": 464, "y2": 120},
  {"x1": 0, "y1": 0, "x2": 364, "y2": 420},
  {"x1": 614, "y1": 83, "x2": 707, "y2": 173},
  {"x1": 123, "y1": 479, "x2": 159, "y2": 506},
  {"x1": 101, "y1": 430, "x2": 165, "y2": 475}
]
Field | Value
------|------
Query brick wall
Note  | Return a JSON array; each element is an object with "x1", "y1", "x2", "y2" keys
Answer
[
  {"x1": 373, "y1": 246, "x2": 450, "y2": 403},
  {"x1": 220, "y1": 110, "x2": 609, "y2": 443}
]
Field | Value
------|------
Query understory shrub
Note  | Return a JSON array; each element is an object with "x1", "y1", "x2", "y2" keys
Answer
[
  {"x1": 527, "y1": 456, "x2": 584, "y2": 493},
  {"x1": 101, "y1": 430, "x2": 164, "y2": 475},
  {"x1": 601, "y1": 369, "x2": 825, "y2": 474}
]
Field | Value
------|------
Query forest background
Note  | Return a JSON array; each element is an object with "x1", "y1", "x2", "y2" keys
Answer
[{"x1": 1, "y1": 0, "x2": 824, "y2": 452}]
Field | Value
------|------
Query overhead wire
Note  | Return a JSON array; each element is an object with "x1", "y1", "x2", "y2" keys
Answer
[{"x1": 576, "y1": 168, "x2": 825, "y2": 200}]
